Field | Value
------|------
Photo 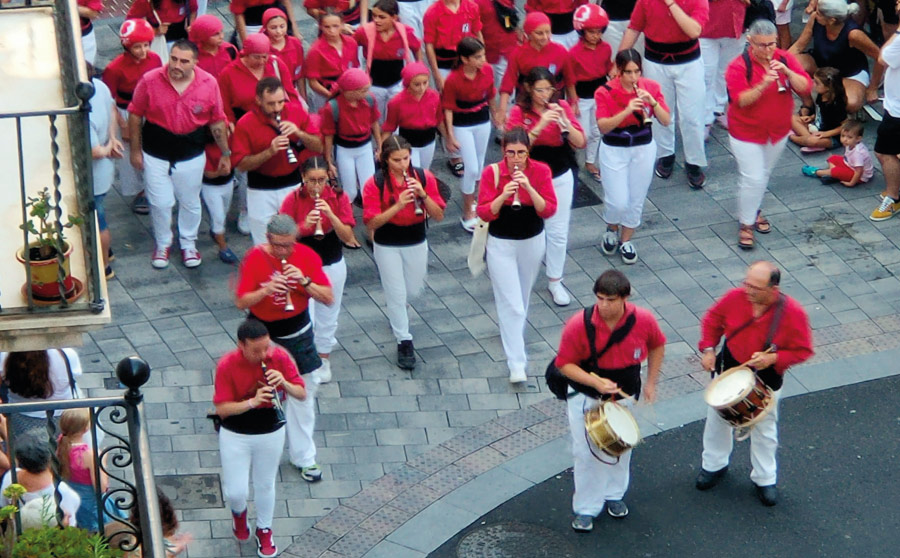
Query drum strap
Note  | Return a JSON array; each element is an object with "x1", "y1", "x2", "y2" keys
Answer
[{"x1": 717, "y1": 294, "x2": 786, "y2": 377}]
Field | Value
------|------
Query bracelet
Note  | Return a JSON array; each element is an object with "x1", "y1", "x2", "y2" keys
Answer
[
  {"x1": 651, "y1": 100, "x2": 659, "y2": 108},
  {"x1": 702, "y1": 347, "x2": 715, "y2": 354},
  {"x1": 299, "y1": 276, "x2": 312, "y2": 287}
]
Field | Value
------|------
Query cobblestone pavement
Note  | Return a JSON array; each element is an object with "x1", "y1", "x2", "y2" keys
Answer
[{"x1": 76, "y1": 7, "x2": 900, "y2": 557}]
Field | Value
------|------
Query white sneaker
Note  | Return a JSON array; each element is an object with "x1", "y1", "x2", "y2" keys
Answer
[
  {"x1": 620, "y1": 241, "x2": 637, "y2": 264},
  {"x1": 509, "y1": 366, "x2": 527, "y2": 383},
  {"x1": 548, "y1": 281, "x2": 571, "y2": 306},
  {"x1": 460, "y1": 216, "x2": 478, "y2": 232},
  {"x1": 151, "y1": 246, "x2": 170, "y2": 269},
  {"x1": 313, "y1": 358, "x2": 332, "y2": 384},
  {"x1": 601, "y1": 231, "x2": 619, "y2": 255},
  {"x1": 237, "y1": 211, "x2": 251, "y2": 235}
]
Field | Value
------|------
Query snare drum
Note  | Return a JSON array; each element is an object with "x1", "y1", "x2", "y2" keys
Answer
[
  {"x1": 584, "y1": 401, "x2": 641, "y2": 458},
  {"x1": 704, "y1": 365, "x2": 775, "y2": 428}
]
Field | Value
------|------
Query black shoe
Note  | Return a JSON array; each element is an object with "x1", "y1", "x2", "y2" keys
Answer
[
  {"x1": 819, "y1": 176, "x2": 839, "y2": 185},
  {"x1": 695, "y1": 467, "x2": 728, "y2": 490},
  {"x1": 755, "y1": 484, "x2": 778, "y2": 506},
  {"x1": 655, "y1": 155, "x2": 675, "y2": 179},
  {"x1": 686, "y1": 163, "x2": 706, "y2": 189},
  {"x1": 397, "y1": 340, "x2": 416, "y2": 370}
]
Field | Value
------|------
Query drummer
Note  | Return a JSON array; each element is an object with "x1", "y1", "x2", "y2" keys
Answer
[
  {"x1": 554, "y1": 269, "x2": 664, "y2": 532},
  {"x1": 696, "y1": 260, "x2": 813, "y2": 507}
]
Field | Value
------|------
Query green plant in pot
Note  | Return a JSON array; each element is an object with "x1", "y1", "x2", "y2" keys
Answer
[{"x1": 15, "y1": 187, "x2": 85, "y2": 304}]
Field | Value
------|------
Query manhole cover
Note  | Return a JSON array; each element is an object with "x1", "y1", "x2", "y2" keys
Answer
[
  {"x1": 155, "y1": 474, "x2": 223, "y2": 510},
  {"x1": 457, "y1": 522, "x2": 575, "y2": 558},
  {"x1": 572, "y1": 179, "x2": 603, "y2": 209}
]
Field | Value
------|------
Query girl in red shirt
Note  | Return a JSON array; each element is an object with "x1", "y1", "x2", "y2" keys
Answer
[
  {"x1": 190, "y1": 14, "x2": 238, "y2": 77},
  {"x1": 594, "y1": 49, "x2": 670, "y2": 264},
  {"x1": 363, "y1": 136, "x2": 446, "y2": 370},
  {"x1": 262, "y1": 8, "x2": 306, "y2": 96},
  {"x1": 507, "y1": 66, "x2": 585, "y2": 306},
  {"x1": 304, "y1": 11, "x2": 360, "y2": 114},
  {"x1": 126, "y1": 0, "x2": 197, "y2": 45},
  {"x1": 525, "y1": 0, "x2": 584, "y2": 48},
  {"x1": 230, "y1": 0, "x2": 300, "y2": 42},
  {"x1": 476, "y1": 127, "x2": 557, "y2": 382},
  {"x1": 422, "y1": 0, "x2": 483, "y2": 91},
  {"x1": 383, "y1": 62, "x2": 446, "y2": 171},
  {"x1": 279, "y1": 157, "x2": 358, "y2": 383},
  {"x1": 443, "y1": 38, "x2": 499, "y2": 229}
]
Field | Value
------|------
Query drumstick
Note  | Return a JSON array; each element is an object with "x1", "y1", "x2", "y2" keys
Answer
[{"x1": 708, "y1": 347, "x2": 774, "y2": 379}]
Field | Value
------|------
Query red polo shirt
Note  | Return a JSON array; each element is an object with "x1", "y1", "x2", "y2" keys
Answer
[
  {"x1": 304, "y1": 0, "x2": 362, "y2": 24},
  {"x1": 507, "y1": 100, "x2": 584, "y2": 147},
  {"x1": 213, "y1": 345, "x2": 303, "y2": 406},
  {"x1": 102, "y1": 52, "x2": 163, "y2": 109},
  {"x1": 475, "y1": 0, "x2": 519, "y2": 63},
  {"x1": 318, "y1": 95, "x2": 380, "y2": 139},
  {"x1": 197, "y1": 44, "x2": 238, "y2": 78},
  {"x1": 362, "y1": 170, "x2": 447, "y2": 226},
  {"x1": 555, "y1": 304, "x2": 666, "y2": 370},
  {"x1": 230, "y1": 0, "x2": 274, "y2": 15},
  {"x1": 128, "y1": 66, "x2": 226, "y2": 134},
  {"x1": 476, "y1": 160, "x2": 557, "y2": 220},
  {"x1": 353, "y1": 23, "x2": 422, "y2": 62},
  {"x1": 594, "y1": 76, "x2": 668, "y2": 126},
  {"x1": 701, "y1": 0, "x2": 746, "y2": 39},
  {"x1": 127, "y1": 0, "x2": 196, "y2": 24},
  {"x1": 423, "y1": 0, "x2": 483, "y2": 51},
  {"x1": 384, "y1": 89, "x2": 443, "y2": 133},
  {"x1": 628, "y1": 0, "x2": 709, "y2": 43},
  {"x1": 217, "y1": 57, "x2": 300, "y2": 123},
  {"x1": 236, "y1": 243, "x2": 331, "y2": 321},
  {"x1": 500, "y1": 41, "x2": 573, "y2": 95},
  {"x1": 271, "y1": 37, "x2": 305, "y2": 81},
  {"x1": 525, "y1": 0, "x2": 584, "y2": 14},
  {"x1": 725, "y1": 48, "x2": 811, "y2": 144},
  {"x1": 304, "y1": 36, "x2": 360, "y2": 89},
  {"x1": 569, "y1": 40, "x2": 613, "y2": 83},
  {"x1": 280, "y1": 186, "x2": 356, "y2": 238},
  {"x1": 232, "y1": 103, "x2": 320, "y2": 178},
  {"x1": 442, "y1": 65, "x2": 496, "y2": 112}
]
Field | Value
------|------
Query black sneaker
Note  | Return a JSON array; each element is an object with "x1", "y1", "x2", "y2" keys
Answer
[
  {"x1": 655, "y1": 155, "x2": 675, "y2": 179},
  {"x1": 686, "y1": 163, "x2": 706, "y2": 189},
  {"x1": 755, "y1": 484, "x2": 778, "y2": 506},
  {"x1": 606, "y1": 500, "x2": 629, "y2": 518},
  {"x1": 695, "y1": 466, "x2": 728, "y2": 490},
  {"x1": 105, "y1": 266, "x2": 115, "y2": 280},
  {"x1": 397, "y1": 340, "x2": 416, "y2": 370},
  {"x1": 819, "y1": 176, "x2": 839, "y2": 185}
]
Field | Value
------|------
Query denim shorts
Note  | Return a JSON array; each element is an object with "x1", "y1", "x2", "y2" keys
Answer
[{"x1": 94, "y1": 193, "x2": 107, "y2": 231}]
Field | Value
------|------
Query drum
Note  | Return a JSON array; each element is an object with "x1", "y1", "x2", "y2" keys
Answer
[
  {"x1": 584, "y1": 401, "x2": 641, "y2": 458},
  {"x1": 704, "y1": 365, "x2": 775, "y2": 429}
]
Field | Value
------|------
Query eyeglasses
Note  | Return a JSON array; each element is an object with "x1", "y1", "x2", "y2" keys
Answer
[
  {"x1": 742, "y1": 281, "x2": 769, "y2": 292},
  {"x1": 504, "y1": 150, "x2": 529, "y2": 158},
  {"x1": 533, "y1": 87, "x2": 553, "y2": 94},
  {"x1": 269, "y1": 241, "x2": 294, "y2": 249},
  {"x1": 304, "y1": 177, "x2": 329, "y2": 185},
  {"x1": 751, "y1": 40, "x2": 777, "y2": 49}
]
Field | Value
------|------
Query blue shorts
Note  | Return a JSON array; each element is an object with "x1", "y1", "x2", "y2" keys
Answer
[{"x1": 94, "y1": 193, "x2": 107, "y2": 232}]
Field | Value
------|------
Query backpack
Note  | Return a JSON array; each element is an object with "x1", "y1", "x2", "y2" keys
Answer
[
  {"x1": 372, "y1": 166, "x2": 427, "y2": 205},
  {"x1": 328, "y1": 93, "x2": 378, "y2": 131},
  {"x1": 492, "y1": 0, "x2": 519, "y2": 31},
  {"x1": 727, "y1": 47, "x2": 788, "y2": 104}
]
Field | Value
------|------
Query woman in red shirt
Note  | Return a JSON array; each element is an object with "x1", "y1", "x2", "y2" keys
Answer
[
  {"x1": 383, "y1": 63, "x2": 446, "y2": 171},
  {"x1": 443, "y1": 38, "x2": 499, "y2": 230},
  {"x1": 595, "y1": 49, "x2": 670, "y2": 264},
  {"x1": 279, "y1": 157, "x2": 357, "y2": 383},
  {"x1": 218, "y1": 34, "x2": 300, "y2": 123},
  {"x1": 507, "y1": 67, "x2": 585, "y2": 306},
  {"x1": 126, "y1": 0, "x2": 197, "y2": 45},
  {"x1": 191, "y1": 14, "x2": 238, "y2": 77},
  {"x1": 363, "y1": 136, "x2": 446, "y2": 370},
  {"x1": 477, "y1": 127, "x2": 557, "y2": 382},
  {"x1": 422, "y1": 0, "x2": 483, "y2": 91},
  {"x1": 305, "y1": 10, "x2": 360, "y2": 114},
  {"x1": 262, "y1": 8, "x2": 306, "y2": 97}
]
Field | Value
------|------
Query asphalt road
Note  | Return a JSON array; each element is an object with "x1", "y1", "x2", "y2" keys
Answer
[{"x1": 430, "y1": 376, "x2": 900, "y2": 558}]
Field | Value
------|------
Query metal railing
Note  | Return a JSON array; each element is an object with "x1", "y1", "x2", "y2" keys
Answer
[{"x1": 0, "y1": 357, "x2": 165, "y2": 558}]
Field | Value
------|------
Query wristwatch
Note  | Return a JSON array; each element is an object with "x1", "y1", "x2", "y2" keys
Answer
[
  {"x1": 702, "y1": 347, "x2": 716, "y2": 354},
  {"x1": 299, "y1": 276, "x2": 311, "y2": 287},
  {"x1": 221, "y1": 150, "x2": 232, "y2": 157}
]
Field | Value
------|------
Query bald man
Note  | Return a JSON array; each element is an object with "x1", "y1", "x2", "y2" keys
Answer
[{"x1": 695, "y1": 261, "x2": 813, "y2": 506}]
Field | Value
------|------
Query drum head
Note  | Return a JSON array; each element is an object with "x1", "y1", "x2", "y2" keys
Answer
[
  {"x1": 705, "y1": 367, "x2": 755, "y2": 407},
  {"x1": 602, "y1": 402, "x2": 640, "y2": 446}
]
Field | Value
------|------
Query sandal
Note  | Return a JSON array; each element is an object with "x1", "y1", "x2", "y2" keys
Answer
[
  {"x1": 738, "y1": 225, "x2": 755, "y2": 250},
  {"x1": 447, "y1": 159, "x2": 465, "y2": 177},
  {"x1": 755, "y1": 211, "x2": 771, "y2": 234},
  {"x1": 586, "y1": 167, "x2": 602, "y2": 183}
]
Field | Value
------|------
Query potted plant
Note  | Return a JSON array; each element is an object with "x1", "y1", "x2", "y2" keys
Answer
[{"x1": 15, "y1": 187, "x2": 85, "y2": 304}]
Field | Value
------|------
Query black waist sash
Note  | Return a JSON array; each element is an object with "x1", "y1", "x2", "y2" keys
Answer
[
  {"x1": 399, "y1": 126, "x2": 438, "y2": 147},
  {"x1": 529, "y1": 143, "x2": 576, "y2": 178},
  {"x1": 252, "y1": 308, "x2": 311, "y2": 339},
  {"x1": 546, "y1": 10, "x2": 576, "y2": 34},
  {"x1": 335, "y1": 134, "x2": 372, "y2": 148},
  {"x1": 203, "y1": 170, "x2": 236, "y2": 185},
  {"x1": 575, "y1": 76, "x2": 608, "y2": 99},
  {"x1": 142, "y1": 121, "x2": 206, "y2": 162},
  {"x1": 299, "y1": 229, "x2": 343, "y2": 265},
  {"x1": 434, "y1": 47, "x2": 457, "y2": 69},
  {"x1": 644, "y1": 37, "x2": 701, "y2": 64},
  {"x1": 164, "y1": 19, "x2": 188, "y2": 42},
  {"x1": 243, "y1": 2, "x2": 277, "y2": 26},
  {"x1": 374, "y1": 221, "x2": 426, "y2": 246},
  {"x1": 602, "y1": 124, "x2": 653, "y2": 147},
  {"x1": 452, "y1": 99, "x2": 490, "y2": 126},
  {"x1": 222, "y1": 407, "x2": 283, "y2": 435},
  {"x1": 488, "y1": 205, "x2": 543, "y2": 239},
  {"x1": 370, "y1": 59, "x2": 404, "y2": 87}
]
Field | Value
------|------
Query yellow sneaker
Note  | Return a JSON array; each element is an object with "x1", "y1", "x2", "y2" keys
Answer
[{"x1": 870, "y1": 197, "x2": 900, "y2": 221}]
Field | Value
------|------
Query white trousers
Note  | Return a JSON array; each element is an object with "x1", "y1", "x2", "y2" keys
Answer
[
  {"x1": 552, "y1": 31, "x2": 579, "y2": 50},
  {"x1": 201, "y1": 178, "x2": 235, "y2": 235},
  {"x1": 310, "y1": 257, "x2": 347, "y2": 354},
  {"x1": 452, "y1": 120, "x2": 492, "y2": 195},
  {"x1": 117, "y1": 109, "x2": 144, "y2": 197},
  {"x1": 492, "y1": 56, "x2": 509, "y2": 95},
  {"x1": 700, "y1": 37, "x2": 744, "y2": 124},
  {"x1": 605, "y1": 20, "x2": 644, "y2": 62},
  {"x1": 235, "y1": 170, "x2": 248, "y2": 212},
  {"x1": 197, "y1": 0, "x2": 207, "y2": 14},
  {"x1": 371, "y1": 82, "x2": 404, "y2": 125},
  {"x1": 82, "y1": 29, "x2": 97, "y2": 66},
  {"x1": 577, "y1": 97, "x2": 601, "y2": 165},
  {"x1": 247, "y1": 184, "x2": 298, "y2": 246},
  {"x1": 643, "y1": 57, "x2": 708, "y2": 166},
  {"x1": 308, "y1": 89, "x2": 328, "y2": 116},
  {"x1": 544, "y1": 169, "x2": 574, "y2": 280},
  {"x1": 335, "y1": 141, "x2": 376, "y2": 202},
  {"x1": 143, "y1": 152, "x2": 206, "y2": 250},
  {"x1": 729, "y1": 135, "x2": 789, "y2": 226},
  {"x1": 397, "y1": 0, "x2": 428, "y2": 40},
  {"x1": 601, "y1": 140, "x2": 657, "y2": 229},
  {"x1": 373, "y1": 240, "x2": 428, "y2": 342},
  {"x1": 286, "y1": 383, "x2": 318, "y2": 468},
  {"x1": 567, "y1": 393, "x2": 633, "y2": 515},
  {"x1": 487, "y1": 233, "x2": 545, "y2": 370},
  {"x1": 701, "y1": 389, "x2": 781, "y2": 486},
  {"x1": 218, "y1": 426, "x2": 285, "y2": 529},
  {"x1": 411, "y1": 141, "x2": 437, "y2": 170}
]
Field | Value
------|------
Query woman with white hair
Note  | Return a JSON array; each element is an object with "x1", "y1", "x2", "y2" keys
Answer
[{"x1": 788, "y1": 0, "x2": 884, "y2": 113}]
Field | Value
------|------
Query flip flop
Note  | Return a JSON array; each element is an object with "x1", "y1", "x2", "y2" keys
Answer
[
  {"x1": 588, "y1": 169, "x2": 602, "y2": 183},
  {"x1": 447, "y1": 160, "x2": 465, "y2": 177},
  {"x1": 342, "y1": 241, "x2": 362, "y2": 250},
  {"x1": 755, "y1": 212, "x2": 771, "y2": 234}
]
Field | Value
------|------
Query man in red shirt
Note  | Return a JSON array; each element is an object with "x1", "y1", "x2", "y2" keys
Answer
[
  {"x1": 555, "y1": 270, "x2": 664, "y2": 532},
  {"x1": 696, "y1": 260, "x2": 813, "y2": 506},
  {"x1": 128, "y1": 39, "x2": 230, "y2": 269},
  {"x1": 236, "y1": 214, "x2": 333, "y2": 483}
]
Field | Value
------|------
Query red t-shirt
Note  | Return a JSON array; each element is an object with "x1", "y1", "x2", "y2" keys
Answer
[
  {"x1": 353, "y1": 23, "x2": 422, "y2": 62},
  {"x1": 384, "y1": 89, "x2": 443, "y2": 133},
  {"x1": 304, "y1": 0, "x2": 362, "y2": 24},
  {"x1": 197, "y1": 43, "x2": 239, "y2": 78},
  {"x1": 500, "y1": 41, "x2": 573, "y2": 95},
  {"x1": 726, "y1": 49, "x2": 811, "y2": 144},
  {"x1": 475, "y1": 0, "x2": 519, "y2": 63},
  {"x1": 230, "y1": 0, "x2": 275, "y2": 15},
  {"x1": 525, "y1": 0, "x2": 584, "y2": 14},
  {"x1": 127, "y1": 0, "x2": 196, "y2": 24},
  {"x1": 236, "y1": 243, "x2": 331, "y2": 321},
  {"x1": 507, "y1": 100, "x2": 584, "y2": 147},
  {"x1": 271, "y1": 37, "x2": 305, "y2": 81},
  {"x1": 423, "y1": 0, "x2": 483, "y2": 51},
  {"x1": 318, "y1": 95, "x2": 380, "y2": 139},
  {"x1": 362, "y1": 169, "x2": 447, "y2": 226},
  {"x1": 476, "y1": 160, "x2": 557, "y2": 220},
  {"x1": 699, "y1": 288, "x2": 814, "y2": 375},
  {"x1": 701, "y1": 0, "x2": 746, "y2": 39},
  {"x1": 568, "y1": 40, "x2": 613, "y2": 84},
  {"x1": 128, "y1": 67, "x2": 227, "y2": 134},
  {"x1": 304, "y1": 36, "x2": 360, "y2": 90},
  {"x1": 232, "y1": 103, "x2": 320, "y2": 178},
  {"x1": 441, "y1": 65, "x2": 496, "y2": 112},
  {"x1": 102, "y1": 52, "x2": 163, "y2": 109},
  {"x1": 79, "y1": 0, "x2": 102, "y2": 32},
  {"x1": 628, "y1": 0, "x2": 709, "y2": 43},
  {"x1": 594, "y1": 76, "x2": 668, "y2": 128},
  {"x1": 213, "y1": 346, "x2": 303, "y2": 406},
  {"x1": 217, "y1": 57, "x2": 300, "y2": 123},
  {"x1": 280, "y1": 186, "x2": 356, "y2": 238},
  {"x1": 555, "y1": 304, "x2": 665, "y2": 371}
]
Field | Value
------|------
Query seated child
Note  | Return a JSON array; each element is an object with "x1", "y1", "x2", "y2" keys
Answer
[
  {"x1": 790, "y1": 67, "x2": 846, "y2": 153},
  {"x1": 802, "y1": 119, "x2": 874, "y2": 187}
]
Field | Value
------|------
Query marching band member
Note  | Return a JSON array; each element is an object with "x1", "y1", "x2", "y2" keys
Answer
[
  {"x1": 383, "y1": 62, "x2": 446, "y2": 170},
  {"x1": 525, "y1": 0, "x2": 584, "y2": 48},
  {"x1": 304, "y1": 10, "x2": 360, "y2": 114},
  {"x1": 556, "y1": 269, "x2": 663, "y2": 531},
  {"x1": 422, "y1": 0, "x2": 483, "y2": 90},
  {"x1": 477, "y1": 127, "x2": 557, "y2": 383}
]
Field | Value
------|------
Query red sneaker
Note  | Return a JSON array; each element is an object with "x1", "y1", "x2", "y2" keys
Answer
[
  {"x1": 255, "y1": 527, "x2": 278, "y2": 558},
  {"x1": 232, "y1": 509, "x2": 249, "y2": 541}
]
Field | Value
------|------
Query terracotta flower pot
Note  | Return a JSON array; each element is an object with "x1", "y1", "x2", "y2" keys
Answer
[{"x1": 15, "y1": 241, "x2": 76, "y2": 301}]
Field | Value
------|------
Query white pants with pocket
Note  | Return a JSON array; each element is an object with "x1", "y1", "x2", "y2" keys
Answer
[
  {"x1": 700, "y1": 37, "x2": 745, "y2": 125},
  {"x1": 544, "y1": 169, "x2": 574, "y2": 280},
  {"x1": 553, "y1": 31, "x2": 579, "y2": 50},
  {"x1": 373, "y1": 240, "x2": 428, "y2": 342},
  {"x1": 577, "y1": 97, "x2": 601, "y2": 166},
  {"x1": 371, "y1": 82, "x2": 404, "y2": 125},
  {"x1": 143, "y1": 152, "x2": 206, "y2": 250},
  {"x1": 729, "y1": 135, "x2": 789, "y2": 226},
  {"x1": 335, "y1": 141, "x2": 376, "y2": 203},
  {"x1": 452, "y1": 120, "x2": 492, "y2": 195},
  {"x1": 286, "y1": 380, "x2": 318, "y2": 468},
  {"x1": 601, "y1": 140, "x2": 657, "y2": 229},
  {"x1": 605, "y1": 20, "x2": 644, "y2": 62},
  {"x1": 411, "y1": 141, "x2": 437, "y2": 170},
  {"x1": 643, "y1": 57, "x2": 708, "y2": 166},
  {"x1": 247, "y1": 184, "x2": 299, "y2": 246},
  {"x1": 201, "y1": 178, "x2": 235, "y2": 235},
  {"x1": 310, "y1": 257, "x2": 347, "y2": 354},
  {"x1": 218, "y1": 426, "x2": 285, "y2": 529},
  {"x1": 397, "y1": 0, "x2": 428, "y2": 39}
]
